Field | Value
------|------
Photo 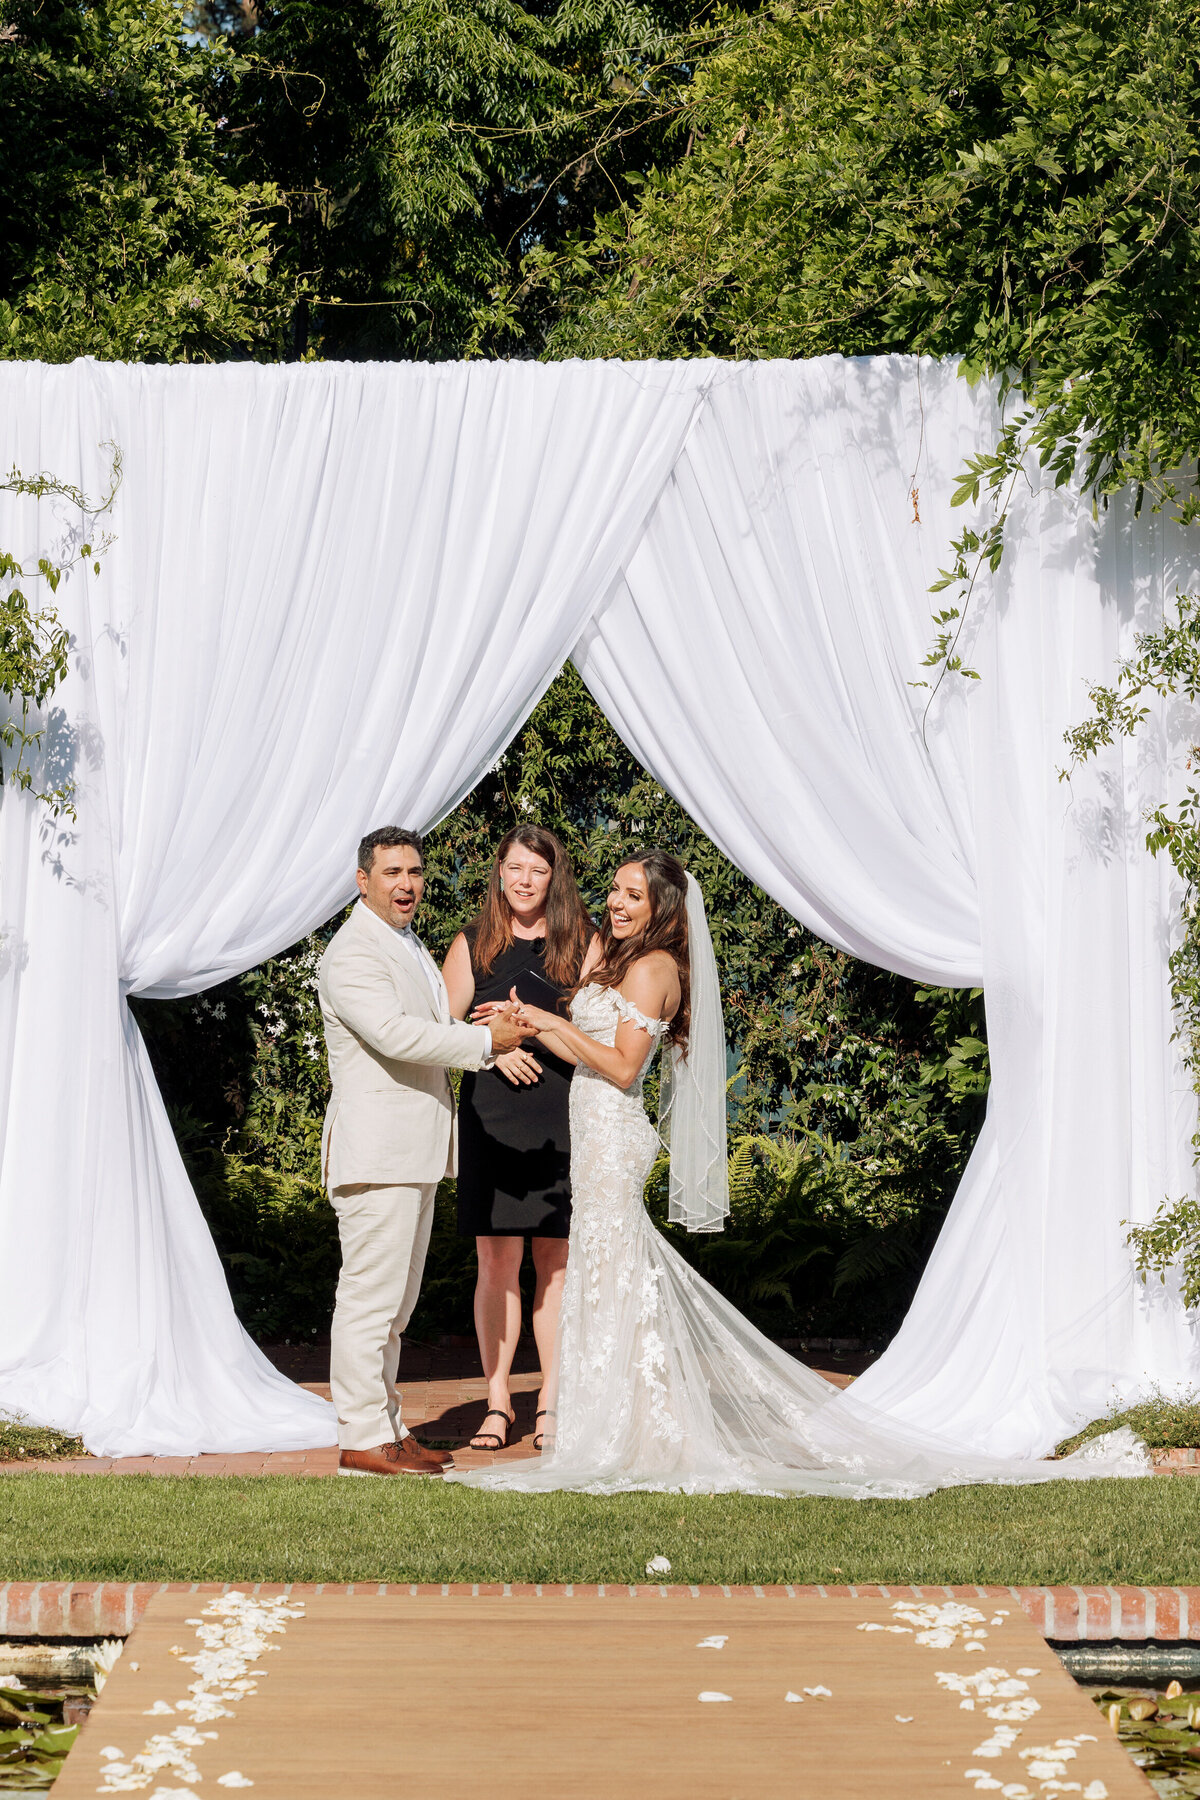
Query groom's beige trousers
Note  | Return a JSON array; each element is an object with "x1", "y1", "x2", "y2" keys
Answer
[{"x1": 328, "y1": 1180, "x2": 437, "y2": 1451}]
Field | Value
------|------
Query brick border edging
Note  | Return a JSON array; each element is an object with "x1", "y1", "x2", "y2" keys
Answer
[{"x1": 0, "y1": 1583, "x2": 1195, "y2": 1641}]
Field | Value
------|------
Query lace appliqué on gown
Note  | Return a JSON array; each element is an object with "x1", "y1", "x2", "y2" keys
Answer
[{"x1": 448, "y1": 984, "x2": 1150, "y2": 1499}]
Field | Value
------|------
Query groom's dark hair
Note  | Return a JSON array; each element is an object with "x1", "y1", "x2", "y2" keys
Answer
[{"x1": 357, "y1": 826, "x2": 423, "y2": 875}]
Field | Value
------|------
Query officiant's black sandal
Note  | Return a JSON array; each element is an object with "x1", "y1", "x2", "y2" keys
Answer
[
  {"x1": 532, "y1": 1409, "x2": 555, "y2": 1452},
  {"x1": 469, "y1": 1407, "x2": 515, "y2": 1451}
]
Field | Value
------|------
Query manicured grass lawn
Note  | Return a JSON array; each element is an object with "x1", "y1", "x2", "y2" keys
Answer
[{"x1": 0, "y1": 1475, "x2": 1196, "y2": 1586}]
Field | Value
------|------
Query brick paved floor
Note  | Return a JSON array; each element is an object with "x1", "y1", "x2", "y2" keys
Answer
[
  {"x1": 4, "y1": 1339, "x2": 1195, "y2": 1477},
  {"x1": 3, "y1": 1341, "x2": 868, "y2": 1477}
]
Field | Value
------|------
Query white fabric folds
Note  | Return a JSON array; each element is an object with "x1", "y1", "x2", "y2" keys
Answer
[
  {"x1": 0, "y1": 358, "x2": 708, "y2": 1455},
  {"x1": 1, "y1": 353, "x2": 1197, "y2": 1463},
  {"x1": 576, "y1": 357, "x2": 1200, "y2": 1457}
]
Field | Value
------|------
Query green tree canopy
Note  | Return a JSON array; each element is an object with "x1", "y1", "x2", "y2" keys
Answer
[
  {"x1": 0, "y1": 0, "x2": 298, "y2": 359},
  {"x1": 539, "y1": 0, "x2": 1200, "y2": 508},
  {"x1": 206, "y1": 0, "x2": 705, "y2": 358}
]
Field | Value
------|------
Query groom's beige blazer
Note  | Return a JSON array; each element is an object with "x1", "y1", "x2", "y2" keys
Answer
[{"x1": 318, "y1": 898, "x2": 491, "y2": 1189}]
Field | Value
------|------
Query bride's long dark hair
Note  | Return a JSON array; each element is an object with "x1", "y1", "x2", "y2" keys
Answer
[{"x1": 583, "y1": 849, "x2": 691, "y2": 1051}]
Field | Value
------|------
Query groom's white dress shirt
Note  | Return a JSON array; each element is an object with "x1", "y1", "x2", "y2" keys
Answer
[
  {"x1": 318, "y1": 898, "x2": 492, "y2": 1189},
  {"x1": 391, "y1": 921, "x2": 448, "y2": 1007}
]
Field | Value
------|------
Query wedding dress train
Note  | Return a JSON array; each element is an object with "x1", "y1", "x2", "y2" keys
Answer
[{"x1": 449, "y1": 985, "x2": 1146, "y2": 1499}]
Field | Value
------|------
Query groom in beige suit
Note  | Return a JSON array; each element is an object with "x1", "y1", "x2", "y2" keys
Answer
[{"x1": 319, "y1": 826, "x2": 527, "y2": 1476}]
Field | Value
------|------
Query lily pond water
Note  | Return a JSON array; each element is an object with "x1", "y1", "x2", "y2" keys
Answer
[
  {"x1": 0, "y1": 1643, "x2": 114, "y2": 1791},
  {"x1": 1059, "y1": 1645, "x2": 1200, "y2": 1799},
  {"x1": 1083, "y1": 1683, "x2": 1200, "y2": 1797}
]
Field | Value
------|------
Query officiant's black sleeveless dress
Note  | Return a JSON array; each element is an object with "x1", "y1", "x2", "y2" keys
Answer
[{"x1": 456, "y1": 925, "x2": 574, "y2": 1239}]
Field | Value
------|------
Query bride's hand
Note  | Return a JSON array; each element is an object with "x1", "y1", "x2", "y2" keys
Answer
[
  {"x1": 508, "y1": 985, "x2": 555, "y2": 1034},
  {"x1": 470, "y1": 998, "x2": 517, "y2": 1022}
]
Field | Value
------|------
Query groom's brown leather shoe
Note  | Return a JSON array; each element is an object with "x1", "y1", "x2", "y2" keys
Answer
[
  {"x1": 339, "y1": 1438, "x2": 452, "y2": 1477},
  {"x1": 412, "y1": 1439, "x2": 454, "y2": 1468}
]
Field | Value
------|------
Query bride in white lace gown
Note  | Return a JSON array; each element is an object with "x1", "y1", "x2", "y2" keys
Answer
[{"x1": 448, "y1": 852, "x2": 1145, "y2": 1499}]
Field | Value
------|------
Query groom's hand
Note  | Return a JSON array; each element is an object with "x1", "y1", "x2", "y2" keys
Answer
[{"x1": 488, "y1": 1009, "x2": 530, "y2": 1053}]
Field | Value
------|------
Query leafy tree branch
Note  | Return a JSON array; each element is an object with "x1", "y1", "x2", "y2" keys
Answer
[{"x1": 0, "y1": 448, "x2": 121, "y2": 815}]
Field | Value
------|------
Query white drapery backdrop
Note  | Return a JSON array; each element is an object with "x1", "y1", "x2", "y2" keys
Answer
[{"x1": 0, "y1": 355, "x2": 1196, "y2": 1458}]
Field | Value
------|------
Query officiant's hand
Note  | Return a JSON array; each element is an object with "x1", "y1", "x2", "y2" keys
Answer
[{"x1": 495, "y1": 1047, "x2": 543, "y2": 1086}]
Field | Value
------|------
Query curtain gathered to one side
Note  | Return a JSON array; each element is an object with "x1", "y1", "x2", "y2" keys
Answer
[
  {"x1": 576, "y1": 356, "x2": 1200, "y2": 1459},
  {"x1": 0, "y1": 357, "x2": 709, "y2": 1455},
  {"x1": 0, "y1": 353, "x2": 1196, "y2": 1462}
]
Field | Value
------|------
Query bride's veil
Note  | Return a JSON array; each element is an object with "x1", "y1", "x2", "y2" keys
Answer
[{"x1": 658, "y1": 872, "x2": 729, "y2": 1232}]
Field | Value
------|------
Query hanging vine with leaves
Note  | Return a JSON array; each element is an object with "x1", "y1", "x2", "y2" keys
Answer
[{"x1": 0, "y1": 448, "x2": 121, "y2": 816}]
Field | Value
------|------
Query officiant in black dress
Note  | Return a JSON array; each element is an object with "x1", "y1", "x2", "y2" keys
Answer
[{"x1": 442, "y1": 827, "x2": 597, "y2": 1452}]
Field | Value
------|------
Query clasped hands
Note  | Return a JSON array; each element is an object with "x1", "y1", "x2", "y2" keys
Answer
[{"x1": 473, "y1": 987, "x2": 556, "y2": 1087}]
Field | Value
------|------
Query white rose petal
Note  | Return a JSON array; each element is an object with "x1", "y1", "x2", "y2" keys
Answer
[
  {"x1": 644, "y1": 1556, "x2": 671, "y2": 1576},
  {"x1": 1016, "y1": 1668, "x2": 1041, "y2": 1678},
  {"x1": 144, "y1": 1702, "x2": 175, "y2": 1716},
  {"x1": 697, "y1": 1636, "x2": 728, "y2": 1649},
  {"x1": 698, "y1": 1691, "x2": 732, "y2": 1703},
  {"x1": 216, "y1": 1775, "x2": 254, "y2": 1789},
  {"x1": 986, "y1": 1699, "x2": 1041, "y2": 1723},
  {"x1": 803, "y1": 1686, "x2": 832, "y2": 1698},
  {"x1": 895, "y1": 1715, "x2": 914, "y2": 1723},
  {"x1": 1082, "y1": 1787, "x2": 1107, "y2": 1800},
  {"x1": 784, "y1": 1692, "x2": 804, "y2": 1703}
]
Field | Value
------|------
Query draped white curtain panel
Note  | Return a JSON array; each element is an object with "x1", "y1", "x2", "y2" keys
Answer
[{"x1": 0, "y1": 356, "x2": 1196, "y2": 1460}]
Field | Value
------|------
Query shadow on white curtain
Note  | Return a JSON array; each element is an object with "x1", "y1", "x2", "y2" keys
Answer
[{"x1": 0, "y1": 354, "x2": 1195, "y2": 1458}]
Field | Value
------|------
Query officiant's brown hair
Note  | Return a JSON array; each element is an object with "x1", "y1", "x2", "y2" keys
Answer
[{"x1": 471, "y1": 826, "x2": 593, "y2": 987}]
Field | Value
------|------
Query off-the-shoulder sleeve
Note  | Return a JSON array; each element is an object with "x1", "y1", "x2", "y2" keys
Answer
[{"x1": 610, "y1": 990, "x2": 670, "y2": 1038}]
